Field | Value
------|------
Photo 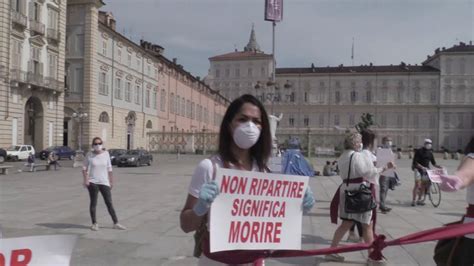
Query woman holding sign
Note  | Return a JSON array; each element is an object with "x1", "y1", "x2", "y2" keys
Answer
[
  {"x1": 327, "y1": 132, "x2": 394, "y2": 265},
  {"x1": 437, "y1": 136, "x2": 474, "y2": 265},
  {"x1": 180, "y1": 94, "x2": 315, "y2": 266}
]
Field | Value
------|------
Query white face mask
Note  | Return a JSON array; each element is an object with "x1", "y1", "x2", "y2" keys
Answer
[
  {"x1": 93, "y1": 144, "x2": 102, "y2": 151},
  {"x1": 425, "y1": 144, "x2": 432, "y2": 150},
  {"x1": 232, "y1": 121, "x2": 261, "y2": 149},
  {"x1": 387, "y1": 141, "x2": 393, "y2": 147}
]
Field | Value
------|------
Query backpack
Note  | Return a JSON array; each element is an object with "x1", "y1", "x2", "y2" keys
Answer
[{"x1": 193, "y1": 156, "x2": 270, "y2": 264}]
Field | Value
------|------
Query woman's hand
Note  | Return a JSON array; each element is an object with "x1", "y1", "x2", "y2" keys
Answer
[
  {"x1": 386, "y1": 162, "x2": 396, "y2": 169},
  {"x1": 192, "y1": 181, "x2": 220, "y2": 216},
  {"x1": 438, "y1": 174, "x2": 464, "y2": 192}
]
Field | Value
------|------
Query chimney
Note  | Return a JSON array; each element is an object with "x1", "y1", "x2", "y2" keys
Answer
[
  {"x1": 470, "y1": 41, "x2": 472, "y2": 45},
  {"x1": 369, "y1": 62, "x2": 373, "y2": 67},
  {"x1": 173, "y1": 58, "x2": 177, "y2": 64}
]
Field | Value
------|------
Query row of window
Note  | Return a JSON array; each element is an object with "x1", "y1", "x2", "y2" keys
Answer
[
  {"x1": 443, "y1": 113, "x2": 474, "y2": 129},
  {"x1": 169, "y1": 94, "x2": 210, "y2": 124},
  {"x1": 215, "y1": 66, "x2": 267, "y2": 78},
  {"x1": 10, "y1": 39, "x2": 58, "y2": 79}
]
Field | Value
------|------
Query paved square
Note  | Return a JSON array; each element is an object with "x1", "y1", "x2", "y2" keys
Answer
[{"x1": 0, "y1": 154, "x2": 466, "y2": 265}]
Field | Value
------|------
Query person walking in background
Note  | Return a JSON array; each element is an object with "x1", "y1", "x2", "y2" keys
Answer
[
  {"x1": 47, "y1": 151, "x2": 59, "y2": 170},
  {"x1": 378, "y1": 136, "x2": 394, "y2": 213},
  {"x1": 437, "y1": 136, "x2": 474, "y2": 265},
  {"x1": 411, "y1": 139, "x2": 442, "y2": 206},
  {"x1": 83, "y1": 137, "x2": 126, "y2": 231},
  {"x1": 327, "y1": 132, "x2": 394, "y2": 264},
  {"x1": 27, "y1": 152, "x2": 35, "y2": 172}
]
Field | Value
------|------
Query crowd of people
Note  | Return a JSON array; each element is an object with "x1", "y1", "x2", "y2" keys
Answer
[{"x1": 76, "y1": 93, "x2": 472, "y2": 265}]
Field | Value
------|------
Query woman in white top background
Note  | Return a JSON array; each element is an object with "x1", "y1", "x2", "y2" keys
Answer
[
  {"x1": 438, "y1": 136, "x2": 474, "y2": 265},
  {"x1": 326, "y1": 131, "x2": 394, "y2": 264},
  {"x1": 82, "y1": 137, "x2": 126, "y2": 231},
  {"x1": 180, "y1": 94, "x2": 315, "y2": 265}
]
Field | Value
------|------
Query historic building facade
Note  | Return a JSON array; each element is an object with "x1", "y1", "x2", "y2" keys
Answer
[
  {"x1": 207, "y1": 29, "x2": 474, "y2": 151},
  {"x1": 0, "y1": 0, "x2": 67, "y2": 150},
  {"x1": 65, "y1": 0, "x2": 228, "y2": 150}
]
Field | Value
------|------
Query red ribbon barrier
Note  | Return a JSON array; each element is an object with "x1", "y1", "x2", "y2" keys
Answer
[{"x1": 248, "y1": 221, "x2": 474, "y2": 265}]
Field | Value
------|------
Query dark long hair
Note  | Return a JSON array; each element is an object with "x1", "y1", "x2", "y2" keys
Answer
[
  {"x1": 218, "y1": 94, "x2": 272, "y2": 171},
  {"x1": 361, "y1": 129, "x2": 376, "y2": 149},
  {"x1": 465, "y1": 136, "x2": 474, "y2": 155}
]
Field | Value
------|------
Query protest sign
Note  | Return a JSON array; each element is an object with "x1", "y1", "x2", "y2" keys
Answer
[
  {"x1": 210, "y1": 168, "x2": 308, "y2": 253},
  {"x1": 0, "y1": 235, "x2": 77, "y2": 266},
  {"x1": 376, "y1": 148, "x2": 395, "y2": 176},
  {"x1": 426, "y1": 168, "x2": 448, "y2": 183}
]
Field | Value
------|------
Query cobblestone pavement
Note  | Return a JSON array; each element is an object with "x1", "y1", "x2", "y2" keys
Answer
[{"x1": 0, "y1": 154, "x2": 466, "y2": 265}]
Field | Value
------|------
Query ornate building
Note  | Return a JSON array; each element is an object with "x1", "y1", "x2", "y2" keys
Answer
[
  {"x1": 0, "y1": 0, "x2": 67, "y2": 150},
  {"x1": 65, "y1": 0, "x2": 228, "y2": 150},
  {"x1": 207, "y1": 28, "x2": 474, "y2": 151}
]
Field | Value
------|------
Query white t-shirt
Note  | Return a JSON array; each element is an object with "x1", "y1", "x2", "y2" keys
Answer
[
  {"x1": 83, "y1": 151, "x2": 113, "y2": 186},
  {"x1": 188, "y1": 156, "x2": 259, "y2": 266}
]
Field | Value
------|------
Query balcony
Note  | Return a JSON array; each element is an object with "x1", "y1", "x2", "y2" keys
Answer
[
  {"x1": 47, "y1": 28, "x2": 60, "y2": 42},
  {"x1": 44, "y1": 77, "x2": 64, "y2": 93},
  {"x1": 11, "y1": 10, "x2": 27, "y2": 28},
  {"x1": 10, "y1": 69, "x2": 28, "y2": 83},
  {"x1": 27, "y1": 71, "x2": 44, "y2": 87},
  {"x1": 29, "y1": 19, "x2": 45, "y2": 35}
]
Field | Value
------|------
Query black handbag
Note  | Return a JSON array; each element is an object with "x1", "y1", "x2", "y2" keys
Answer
[{"x1": 344, "y1": 153, "x2": 377, "y2": 213}]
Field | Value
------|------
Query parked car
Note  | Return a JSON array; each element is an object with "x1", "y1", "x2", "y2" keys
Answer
[
  {"x1": 39, "y1": 146, "x2": 76, "y2": 160},
  {"x1": 6, "y1": 145, "x2": 35, "y2": 161},
  {"x1": 108, "y1": 149, "x2": 127, "y2": 165},
  {"x1": 117, "y1": 149, "x2": 153, "y2": 167},
  {"x1": 0, "y1": 148, "x2": 6, "y2": 163}
]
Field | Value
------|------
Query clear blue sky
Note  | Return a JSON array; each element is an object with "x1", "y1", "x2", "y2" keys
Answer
[{"x1": 104, "y1": 0, "x2": 473, "y2": 77}]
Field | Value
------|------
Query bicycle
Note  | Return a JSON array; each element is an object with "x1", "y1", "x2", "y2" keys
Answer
[{"x1": 423, "y1": 180, "x2": 442, "y2": 207}]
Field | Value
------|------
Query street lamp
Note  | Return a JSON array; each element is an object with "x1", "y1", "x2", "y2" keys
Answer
[{"x1": 72, "y1": 104, "x2": 88, "y2": 152}]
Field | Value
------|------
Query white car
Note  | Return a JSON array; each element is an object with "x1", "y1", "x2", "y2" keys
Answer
[{"x1": 6, "y1": 145, "x2": 35, "y2": 161}]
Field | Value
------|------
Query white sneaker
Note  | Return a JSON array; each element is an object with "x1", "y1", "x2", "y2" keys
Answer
[
  {"x1": 367, "y1": 257, "x2": 387, "y2": 266},
  {"x1": 90, "y1": 223, "x2": 99, "y2": 231},
  {"x1": 113, "y1": 223, "x2": 126, "y2": 230},
  {"x1": 325, "y1": 253, "x2": 345, "y2": 262}
]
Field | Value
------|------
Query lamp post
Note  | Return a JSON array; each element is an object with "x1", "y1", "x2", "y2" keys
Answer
[{"x1": 72, "y1": 104, "x2": 88, "y2": 152}]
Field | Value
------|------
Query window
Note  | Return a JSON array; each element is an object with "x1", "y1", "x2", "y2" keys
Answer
[
  {"x1": 225, "y1": 69, "x2": 230, "y2": 77},
  {"x1": 235, "y1": 68, "x2": 240, "y2": 77},
  {"x1": 248, "y1": 68, "x2": 253, "y2": 77},
  {"x1": 261, "y1": 67, "x2": 265, "y2": 76},
  {"x1": 443, "y1": 113, "x2": 451, "y2": 129},
  {"x1": 444, "y1": 86, "x2": 452, "y2": 103},
  {"x1": 73, "y1": 68, "x2": 83, "y2": 93},
  {"x1": 135, "y1": 85, "x2": 140, "y2": 104},
  {"x1": 159, "y1": 89, "x2": 166, "y2": 111},
  {"x1": 430, "y1": 90, "x2": 436, "y2": 103},
  {"x1": 460, "y1": 59, "x2": 466, "y2": 74},
  {"x1": 115, "y1": 78, "x2": 122, "y2": 99},
  {"x1": 47, "y1": 8, "x2": 58, "y2": 31},
  {"x1": 29, "y1": 1, "x2": 41, "y2": 21},
  {"x1": 350, "y1": 90, "x2": 357, "y2": 103},
  {"x1": 169, "y1": 93, "x2": 174, "y2": 113},
  {"x1": 128, "y1": 52, "x2": 132, "y2": 66},
  {"x1": 335, "y1": 91, "x2": 341, "y2": 103},
  {"x1": 181, "y1": 98, "x2": 185, "y2": 116},
  {"x1": 380, "y1": 114, "x2": 387, "y2": 127},
  {"x1": 102, "y1": 39, "x2": 107, "y2": 55},
  {"x1": 176, "y1": 96, "x2": 180, "y2": 115},
  {"x1": 10, "y1": 39, "x2": 22, "y2": 70},
  {"x1": 147, "y1": 64, "x2": 151, "y2": 76},
  {"x1": 12, "y1": 0, "x2": 25, "y2": 13},
  {"x1": 289, "y1": 115, "x2": 294, "y2": 127},
  {"x1": 215, "y1": 69, "x2": 220, "y2": 78},
  {"x1": 204, "y1": 108, "x2": 208, "y2": 123},
  {"x1": 446, "y1": 59, "x2": 452, "y2": 74},
  {"x1": 397, "y1": 114, "x2": 403, "y2": 128},
  {"x1": 303, "y1": 116, "x2": 309, "y2": 127},
  {"x1": 304, "y1": 92, "x2": 308, "y2": 103},
  {"x1": 429, "y1": 114, "x2": 435, "y2": 128},
  {"x1": 47, "y1": 53, "x2": 57, "y2": 79},
  {"x1": 125, "y1": 82, "x2": 131, "y2": 102},
  {"x1": 153, "y1": 90, "x2": 157, "y2": 109},
  {"x1": 414, "y1": 88, "x2": 420, "y2": 103},
  {"x1": 396, "y1": 87, "x2": 404, "y2": 103},
  {"x1": 99, "y1": 112, "x2": 109, "y2": 123},
  {"x1": 319, "y1": 114, "x2": 324, "y2": 127},
  {"x1": 136, "y1": 57, "x2": 141, "y2": 71},
  {"x1": 98, "y1": 72, "x2": 108, "y2": 95},
  {"x1": 146, "y1": 120, "x2": 152, "y2": 129},
  {"x1": 366, "y1": 90, "x2": 372, "y2": 103},
  {"x1": 117, "y1": 48, "x2": 122, "y2": 63},
  {"x1": 187, "y1": 100, "x2": 191, "y2": 118},
  {"x1": 191, "y1": 102, "x2": 195, "y2": 119},
  {"x1": 30, "y1": 46, "x2": 42, "y2": 75},
  {"x1": 458, "y1": 113, "x2": 464, "y2": 128},
  {"x1": 349, "y1": 114, "x2": 355, "y2": 126},
  {"x1": 413, "y1": 114, "x2": 419, "y2": 128},
  {"x1": 145, "y1": 89, "x2": 150, "y2": 107}
]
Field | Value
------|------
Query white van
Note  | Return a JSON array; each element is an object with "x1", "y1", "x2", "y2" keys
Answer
[{"x1": 6, "y1": 145, "x2": 35, "y2": 161}]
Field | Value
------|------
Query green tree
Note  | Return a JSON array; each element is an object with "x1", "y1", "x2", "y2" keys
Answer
[{"x1": 355, "y1": 113, "x2": 374, "y2": 132}]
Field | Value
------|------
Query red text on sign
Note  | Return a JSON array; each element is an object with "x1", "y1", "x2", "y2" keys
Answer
[
  {"x1": 228, "y1": 221, "x2": 282, "y2": 243},
  {"x1": 0, "y1": 249, "x2": 32, "y2": 266},
  {"x1": 220, "y1": 175, "x2": 248, "y2": 195},
  {"x1": 231, "y1": 198, "x2": 286, "y2": 218}
]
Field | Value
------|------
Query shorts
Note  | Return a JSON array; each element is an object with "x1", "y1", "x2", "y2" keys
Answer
[{"x1": 414, "y1": 171, "x2": 430, "y2": 183}]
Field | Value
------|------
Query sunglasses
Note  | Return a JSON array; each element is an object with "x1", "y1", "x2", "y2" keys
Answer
[{"x1": 93, "y1": 143, "x2": 103, "y2": 145}]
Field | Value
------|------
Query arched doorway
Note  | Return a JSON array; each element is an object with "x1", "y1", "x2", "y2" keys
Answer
[
  {"x1": 125, "y1": 111, "x2": 136, "y2": 150},
  {"x1": 24, "y1": 97, "x2": 44, "y2": 149}
]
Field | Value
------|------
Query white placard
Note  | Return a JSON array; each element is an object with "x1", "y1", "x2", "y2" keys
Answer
[
  {"x1": 210, "y1": 168, "x2": 308, "y2": 252},
  {"x1": 426, "y1": 168, "x2": 448, "y2": 183},
  {"x1": 0, "y1": 235, "x2": 77, "y2": 266},
  {"x1": 376, "y1": 148, "x2": 395, "y2": 177}
]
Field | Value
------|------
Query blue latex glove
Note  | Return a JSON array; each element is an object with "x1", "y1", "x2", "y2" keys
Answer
[
  {"x1": 192, "y1": 180, "x2": 220, "y2": 216},
  {"x1": 302, "y1": 188, "x2": 315, "y2": 214}
]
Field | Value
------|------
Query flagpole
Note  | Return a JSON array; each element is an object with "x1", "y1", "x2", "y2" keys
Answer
[
  {"x1": 351, "y1": 37, "x2": 354, "y2": 66},
  {"x1": 272, "y1": 21, "x2": 276, "y2": 114}
]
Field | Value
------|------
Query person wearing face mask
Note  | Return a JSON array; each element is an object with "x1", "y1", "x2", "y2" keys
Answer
[
  {"x1": 327, "y1": 131, "x2": 395, "y2": 265},
  {"x1": 82, "y1": 137, "x2": 126, "y2": 231},
  {"x1": 377, "y1": 136, "x2": 395, "y2": 214},
  {"x1": 411, "y1": 139, "x2": 442, "y2": 207},
  {"x1": 180, "y1": 94, "x2": 315, "y2": 266}
]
